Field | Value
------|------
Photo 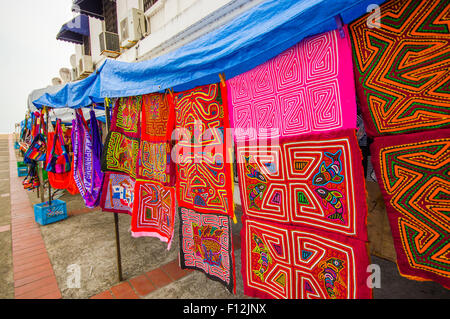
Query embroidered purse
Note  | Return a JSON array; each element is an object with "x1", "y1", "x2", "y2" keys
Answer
[
  {"x1": 46, "y1": 119, "x2": 71, "y2": 173},
  {"x1": 24, "y1": 113, "x2": 47, "y2": 163}
]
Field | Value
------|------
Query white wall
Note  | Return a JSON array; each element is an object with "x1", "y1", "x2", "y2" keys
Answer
[
  {"x1": 118, "y1": 0, "x2": 265, "y2": 62},
  {"x1": 89, "y1": 17, "x2": 104, "y2": 67}
]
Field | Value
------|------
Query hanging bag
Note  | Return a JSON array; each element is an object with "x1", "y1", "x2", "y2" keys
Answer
[
  {"x1": 46, "y1": 119, "x2": 71, "y2": 173},
  {"x1": 24, "y1": 112, "x2": 47, "y2": 163},
  {"x1": 19, "y1": 116, "x2": 33, "y2": 152}
]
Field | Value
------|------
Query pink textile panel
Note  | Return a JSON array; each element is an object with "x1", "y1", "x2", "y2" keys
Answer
[{"x1": 227, "y1": 27, "x2": 356, "y2": 143}]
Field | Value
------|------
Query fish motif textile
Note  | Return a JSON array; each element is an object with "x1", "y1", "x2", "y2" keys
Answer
[
  {"x1": 171, "y1": 83, "x2": 234, "y2": 217},
  {"x1": 236, "y1": 130, "x2": 368, "y2": 240},
  {"x1": 131, "y1": 180, "x2": 176, "y2": 249},
  {"x1": 241, "y1": 216, "x2": 371, "y2": 299},
  {"x1": 349, "y1": 0, "x2": 450, "y2": 137},
  {"x1": 179, "y1": 207, "x2": 235, "y2": 293},
  {"x1": 227, "y1": 28, "x2": 357, "y2": 143},
  {"x1": 100, "y1": 172, "x2": 135, "y2": 215},
  {"x1": 370, "y1": 128, "x2": 450, "y2": 289},
  {"x1": 237, "y1": 130, "x2": 371, "y2": 299}
]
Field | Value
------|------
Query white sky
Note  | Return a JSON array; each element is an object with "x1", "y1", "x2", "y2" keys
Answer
[{"x1": 0, "y1": 0, "x2": 75, "y2": 133}]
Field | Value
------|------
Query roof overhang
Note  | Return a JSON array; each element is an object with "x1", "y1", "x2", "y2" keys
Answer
[{"x1": 56, "y1": 14, "x2": 90, "y2": 44}]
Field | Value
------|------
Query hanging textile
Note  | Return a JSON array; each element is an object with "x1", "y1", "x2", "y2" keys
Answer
[
  {"x1": 136, "y1": 93, "x2": 175, "y2": 184},
  {"x1": 46, "y1": 119, "x2": 71, "y2": 174},
  {"x1": 349, "y1": 0, "x2": 450, "y2": 138},
  {"x1": 110, "y1": 96, "x2": 142, "y2": 138},
  {"x1": 131, "y1": 93, "x2": 176, "y2": 247},
  {"x1": 24, "y1": 112, "x2": 47, "y2": 163},
  {"x1": 22, "y1": 161, "x2": 40, "y2": 190},
  {"x1": 46, "y1": 128, "x2": 79, "y2": 195},
  {"x1": 73, "y1": 109, "x2": 104, "y2": 208},
  {"x1": 141, "y1": 93, "x2": 174, "y2": 142},
  {"x1": 102, "y1": 131, "x2": 140, "y2": 179},
  {"x1": 101, "y1": 97, "x2": 142, "y2": 179},
  {"x1": 179, "y1": 207, "x2": 235, "y2": 293},
  {"x1": 236, "y1": 130, "x2": 371, "y2": 299},
  {"x1": 241, "y1": 216, "x2": 371, "y2": 299},
  {"x1": 370, "y1": 128, "x2": 450, "y2": 289},
  {"x1": 171, "y1": 83, "x2": 235, "y2": 217},
  {"x1": 226, "y1": 26, "x2": 371, "y2": 298},
  {"x1": 170, "y1": 83, "x2": 236, "y2": 292},
  {"x1": 101, "y1": 96, "x2": 142, "y2": 214},
  {"x1": 236, "y1": 129, "x2": 368, "y2": 239},
  {"x1": 19, "y1": 116, "x2": 32, "y2": 152},
  {"x1": 100, "y1": 172, "x2": 135, "y2": 214},
  {"x1": 136, "y1": 141, "x2": 173, "y2": 184},
  {"x1": 227, "y1": 27, "x2": 357, "y2": 143},
  {"x1": 131, "y1": 180, "x2": 176, "y2": 248}
]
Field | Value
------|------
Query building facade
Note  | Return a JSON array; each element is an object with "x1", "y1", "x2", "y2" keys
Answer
[{"x1": 64, "y1": 0, "x2": 263, "y2": 81}]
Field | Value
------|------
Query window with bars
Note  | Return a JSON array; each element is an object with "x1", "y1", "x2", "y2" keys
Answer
[
  {"x1": 143, "y1": 0, "x2": 159, "y2": 12},
  {"x1": 102, "y1": 0, "x2": 118, "y2": 33}
]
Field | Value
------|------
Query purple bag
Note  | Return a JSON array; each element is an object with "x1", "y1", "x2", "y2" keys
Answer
[{"x1": 72, "y1": 109, "x2": 104, "y2": 208}]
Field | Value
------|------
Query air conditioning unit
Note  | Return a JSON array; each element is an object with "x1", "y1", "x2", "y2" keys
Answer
[
  {"x1": 99, "y1": 31, "x2": 121, "y2": 58},
  {"x1": 119, "y1": 8, "x2": 146, "y2": 48},
  {"x1": 77, "y1": 55, "x2": 93, "y2": 79},
  {"x1": 71, "y1": 68, "x2": 78, "y2": 82}
]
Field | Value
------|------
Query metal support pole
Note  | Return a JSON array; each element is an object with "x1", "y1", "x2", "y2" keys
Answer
[
  {"x1": 38, "y1": 112, "x2": 45, "y2": 203},
  {"x1": 104, "y1": 101, "x2": 123, "y2": 282},
  {"x1": 46, "y1": 109, "x2": 52, "y2": 205}
]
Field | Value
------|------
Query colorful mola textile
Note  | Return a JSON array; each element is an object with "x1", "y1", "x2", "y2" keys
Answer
[
  {"x1": 137, "y1": 93, "x2": 175, "y2": 185},
  {"x1": 102, "y1": 131, "x2": 139, "y2": 179},
  {"x1": 349, "y1": 0, "x2": 450, "y2": 137},
  {"x1": 111, "y1": 96, "x2": 142, "y2": 139},
  {"x1": 100, "y1": 172, "x2": 135, "y2": 215},
  {"x1": 236, "y1": 129, "x2": 368, "y2": 239},
  {"x1": 237, "y1": 130, "x2": 371, "y2": 299},
  {"x1": 131, "y1": 181, "x2": 176, "y2": 248},
  {"x1": 141, "y1": 93, "x2": 174, "y2": 142},
  {"x1": 171, "y1": 83, "x2": 234, "y2": 217},
  {"x1": 227, "y1": 27, "x2": 357, "y2": 143},
  {"x1": 132, "y1": 93, "x2": 177, "y2": 245},
  {"x1": 241, "y1": 216, "x2": 371, "y2": 299},
  {"x1": 371, "y1": 128, "x2": 450, "y2": 289},
  {"x1": 137, "y1": 140, "x2": 173, "y2": 185},
  {"x1": 72, "y1": 110, "x2": 104, "y2": 207},
  {"x1": 102, "y1": 96, "x2": 142, "y2": 179},
  {"x1": 179, "y1": 207, "x2": 235, "y2": 293}
]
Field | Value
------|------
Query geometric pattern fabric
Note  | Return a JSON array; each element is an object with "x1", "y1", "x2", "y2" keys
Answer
[
  {"x1": 349, "y1": 0, "x2": 450, "y2": 137},
  {"x1": 371, "y1": 128, "x2": 450, "y2": 289}
]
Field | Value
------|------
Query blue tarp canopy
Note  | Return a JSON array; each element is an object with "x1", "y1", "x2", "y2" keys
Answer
[
  {"x1": 34, "y1": 0, "x2": 385, "y2": 109},
  {"x1": 34, "y1": 64, "x2": 103, "y2": 109},
  {"x1": 56, "y1": 14, "x2": 90, "y2": 45}
]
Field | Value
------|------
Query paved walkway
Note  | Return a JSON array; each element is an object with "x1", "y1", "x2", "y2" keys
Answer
[
  {"x1": 8, "y1": 136, "x2": 61, "y2": 299},
  {"x1": 90, "y1": 259, "x2": 192, "y2": 299},
  {"x1": 6, "y1": 135, "x2": 224, "y2": 299}
]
